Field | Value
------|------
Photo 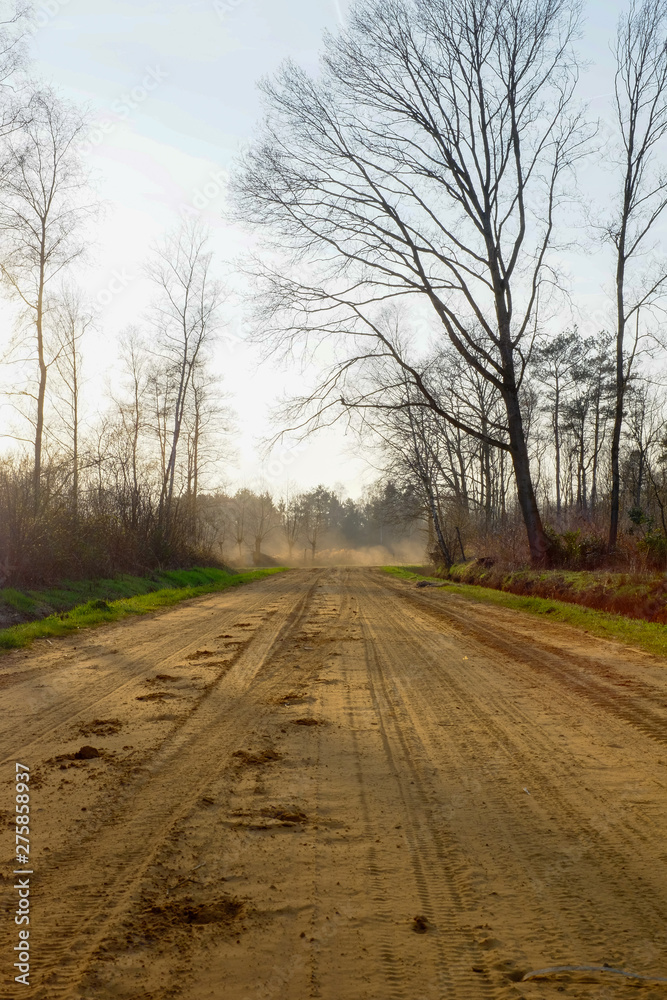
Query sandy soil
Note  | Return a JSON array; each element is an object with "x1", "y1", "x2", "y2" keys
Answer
[{"x1": 2, "y1": 567, "x2": 667, "y2": 1000}]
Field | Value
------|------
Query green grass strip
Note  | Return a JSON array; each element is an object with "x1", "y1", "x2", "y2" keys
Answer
[
  {"x1": 0, "y1": 566, "x2": 266, "y2": 616},
  {"x1": 0, "y1": 567, "x2": 287, "y2": 652},
  {"x1": 381, "y1": 566, "x2": 667, "y2": 659}
]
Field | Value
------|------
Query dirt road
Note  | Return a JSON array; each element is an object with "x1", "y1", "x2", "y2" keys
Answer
[{"x1": 2, "y1": 567, "x2": 667, "y2": 1000}]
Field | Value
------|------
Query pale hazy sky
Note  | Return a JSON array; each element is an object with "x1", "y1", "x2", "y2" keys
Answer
[{"x1": 10, "y1": 0, "x2": 648, "y2": 496}]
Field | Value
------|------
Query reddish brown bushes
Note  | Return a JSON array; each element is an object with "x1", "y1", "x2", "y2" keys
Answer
[{"x1": 447, "y1": 558, "x2": 667, "y2": 623}]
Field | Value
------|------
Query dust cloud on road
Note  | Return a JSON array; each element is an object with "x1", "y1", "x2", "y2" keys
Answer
[{"x1": 2, "y1": 568, "x2": 667, "y2": 999}]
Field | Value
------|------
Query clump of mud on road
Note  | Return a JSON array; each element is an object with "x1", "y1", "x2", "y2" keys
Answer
[
  {"x1": 146, "y1": 894, "x2": 246, "y2": 931},
  {"x1": 77, "y1": 718, "x2": 123, "y2": 737}
]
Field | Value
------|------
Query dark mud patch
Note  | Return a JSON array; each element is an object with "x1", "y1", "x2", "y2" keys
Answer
[
  {"x1": 133, "y1": 894, "x2": 248, "y2": 941},
  {"x1": 232, "y1": 748, "x2": 281, "y2": 766},
  {"x1": 293, "y1": 717, "x2": 323, "y2": 727},
  {"x1": 136, "y1": 691, "x2": 178, "y2": 702},
  {"x1": 273, "y1": 691, "x2": 313, "y2": 706},
  {"x1": 185, "y1": 649, "x2": 216, "y2": 660},
  {"x1": 78, "y1": 718, "x2": 123, "y2": 737}
]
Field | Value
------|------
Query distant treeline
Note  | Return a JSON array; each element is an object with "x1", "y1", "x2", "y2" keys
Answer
[{"x1": 196, "y1": 484, "x2": 423, "y2": 566}]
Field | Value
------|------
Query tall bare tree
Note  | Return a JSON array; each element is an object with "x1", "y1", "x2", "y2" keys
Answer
[
  {"x1": 0, "y1": 88, "x2": 90, "y2": 504},
  {"x1": 51, "y1": 287, "x2": 91, "y2": 518},
  {"x1": 145, "y1": 220, "x2": 223, "y2": 522},
  {"x1": 234, "y1": 0, "x2": 592, "y2": 564},
  {"x1": 231, "y1": 488, "x2": 252, "y2": 562},
  {"x1": 113, "y1": 329, "x2": 150, "y2": 532},
  {"x1": 607, "y1": 0, "x2": 667, "y2": 551}
]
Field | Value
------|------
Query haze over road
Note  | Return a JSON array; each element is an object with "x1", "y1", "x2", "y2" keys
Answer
[{"x1": 2, "y1": 568, "x2": 667, "y2": 1000}]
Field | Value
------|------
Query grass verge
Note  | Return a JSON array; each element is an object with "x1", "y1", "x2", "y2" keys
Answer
[
  {"x1": 382, "y1": 566, "x2": 667, "y2": 659},
  {"x1": 446, "y1": 561, "x2": 667, "y2": 623},
  {"x1": 0, "y1": 567, "x2": 287, "y2": 652}
]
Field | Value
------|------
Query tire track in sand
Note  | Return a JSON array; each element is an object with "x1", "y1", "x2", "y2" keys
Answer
[
  {"x1": 362, "y1": 572, "x2": 667, "y2": 990},
  {"x1": 0, "y1": 574, "x2": 300, "y2": 766},
  {"x1": 1, "y1": 572, "x2": 324, "y2": 1000}
]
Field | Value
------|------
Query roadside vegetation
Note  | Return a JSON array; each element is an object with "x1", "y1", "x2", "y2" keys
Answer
[
  {"x1": 383, "y1": 567, "x2": 667, "y2": 660},
  {"x1": 0, "y1": 567, "x2": 286, "y2": 651},
  {"x1": 445, "y1": 561, "x2": 667, "y2": 623}
]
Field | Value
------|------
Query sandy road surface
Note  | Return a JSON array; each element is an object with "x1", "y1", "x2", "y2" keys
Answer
[{"x1": 2, "y1": 567, "x2": 667, "y2": 1000}]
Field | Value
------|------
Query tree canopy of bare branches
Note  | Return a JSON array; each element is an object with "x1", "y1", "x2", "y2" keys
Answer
[
  {"x1": 0, "y1": 87, "x2": 91, "y2": 502},
  {"x1": 144, "y1": 220, "x2": 224, "y2": 521},
  {"x1": 234, "y1": 0, "x2": 593, "y2": 564},
  {"x1": 606, "y1": 0, "x2": 667, "y2": 551}
]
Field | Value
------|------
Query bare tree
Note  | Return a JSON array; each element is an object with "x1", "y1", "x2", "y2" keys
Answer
[
  {"x1": 606, "y1": 0, "x2": 667, "y2": 551},
  {"x1": 247, "y1": 490, "x2": 277, "y2": 564},
  {"x1": 110, "y1": 328, "x2": 151, "y2": 532},
  {"x1": 300, "y1": 487, "x2": 331, "y2": 562},
  {"x1": 145, "y1": 220, "x2": 224, "y2": 521},
  {"x1": 183, "y1": 368, "x2": 232, "y2": 529},
  {"x1": 277, "y1": 484, "x2": 302, "y2": 560},
  {"x1": 0, "y1": 88, "x2": 90, "y2": 504},
  {"x1": 234, "y1": 0, "x2": 592, "y2": 564},
  {"x1": 231, "y1": 488, "x2": 252, "y2": 562},
  {"x1": 51, "y1": 287, "x2": 91, "y2": 518},
  {"x1": 396, "y1": 404, "x2": 455, "y2": 566}
]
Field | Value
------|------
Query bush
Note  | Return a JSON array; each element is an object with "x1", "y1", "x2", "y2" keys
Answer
[
  {"x1": 544, "y1": 527, "x2": 606, "y2": 568},
  {"x1": 639, "y1": 531, "x2": 667, "y2": 569},
  {"x1": 0, "y1": 458, "x2": 219, "y2": 588}
]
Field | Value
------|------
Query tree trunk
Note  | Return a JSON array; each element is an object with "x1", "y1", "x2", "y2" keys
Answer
[
  {"x1": 71, "y1": 326, "x2": 79, "y2": 523},
  {"x1": 33, "y1": 257, "x2": 47, "y2": 508},
  {"x1": 609, "y1": 376, "x2": 624, "y2": 551},
  {"x1": 131, "y1": 376, "x2": 141, "y2": 530},
  {"x1": 34, "y1": 339, "x2": 46, "y2": 505},
  {"x1": 590, "y1": 389, "x2": 601, "y2": 511},
  {"x1": 504, "y1": 389, "x2": 548, "y2": 565},
  {"x1": 609, "y1": 199, "x2": 629, "y2": 553},
  {"x1": 489, "y1": 238, "x2": 548, "y2": 563},
  {"x1": 553, "y1": 380, "x2": 561, "y2": 518}
]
